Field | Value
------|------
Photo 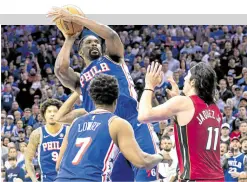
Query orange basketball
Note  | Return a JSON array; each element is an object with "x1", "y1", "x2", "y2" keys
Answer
[{"x1": 56, "y1": 5, "x2": 84, "y2": 35}]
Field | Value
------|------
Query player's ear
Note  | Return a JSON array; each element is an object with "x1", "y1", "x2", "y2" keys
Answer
[
  {"x1": 190, "y1": 79, "x2": 196, "y2": 87},
  {"x1": 78, "y1": 49, "x2": 84, "y2": 58}
]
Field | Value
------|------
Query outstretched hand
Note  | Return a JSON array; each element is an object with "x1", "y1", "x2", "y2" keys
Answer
[
  {"x1": 166, "y1": 76, "x2": 180, "y2": 98},
  {"x1": 145, "y1": 61, "x2": 162, "y2": 90},
  {"x1": 47, "y1": 6, "x2": 74, "y2": 23}
]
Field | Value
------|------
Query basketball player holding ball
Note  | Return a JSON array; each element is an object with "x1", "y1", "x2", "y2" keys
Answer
[
  {"x1": 48, "y1": 6, "x2": 161, "y2": 182},
  {"x1": 138, "y1": 61, "x2": 224, "y2": 182}
]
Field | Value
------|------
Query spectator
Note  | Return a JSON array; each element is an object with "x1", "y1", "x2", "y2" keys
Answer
[
  {"x1": 5, "y1": 156, "x2": 25, "y2": 182},
  {"x1": 220, "y1": 142, "x2": 228, "y2": 166},
  {"x1": 222, "y1": 105, "x2": 236, "y2": 130},
  {"x1": 158, "y1": 135, "x2": 178, "y2": 182},
  {"x1": 13, "y1": 111, "x2": 22, "y2": 123},
  {"x1": 21, "y1": 108, "x2": 32, "y2": 128},
  {"x1": 232, "y1": 86, "x2": 243, "y2": 108},
  {"x1": 163, "y1": 50, "x2": 180, "y2": 72},
  {"x1": 223, "y1": 137, "x2": 246, "y2": 181},
  {"x1": 219, "y1": 79, "x2": 234, "y2": 102},
  {"x1": 239, "y1": 121, "x2": 247, "y2": 139},
  {"x1": 220, "y1": 123, "x2": 231, "y2": 145},
  {"x1": 240, "y1": 137, "x2": 247, "y2": 154},
  {"x1": 239, "y1": 98, "x2": 247, "y2": 108},
  {"x1": 2, "y1": 115, "x2": 15, "y2": 138},
  {"x1": 161, "y1": 61, "x2": 173, "y2": 83},
  {"x1": 1, "y1": 83, "x2": 15, "y2": 113},
  {"x1": 8, "y1": 101, "x2": 23, "y2": 116},
  {"x1": 27, "y1": 104, "x2": 39, "y2": 127},
  {"x1": 55, "y1": 85, "x2": 68, "y2": 102}
]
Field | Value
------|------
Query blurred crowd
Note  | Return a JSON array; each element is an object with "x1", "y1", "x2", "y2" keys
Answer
[{"x1": 1, "y1": 25, "x2": 247, "y2": 181}]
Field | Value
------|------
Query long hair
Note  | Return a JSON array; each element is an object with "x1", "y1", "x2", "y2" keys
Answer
[{"x1": 189, "y1": 62, "x2": 217, "y2": 105}]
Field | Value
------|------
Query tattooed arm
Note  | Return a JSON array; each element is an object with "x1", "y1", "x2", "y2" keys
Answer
[{"x1": 24, "y1": 129, "x2": 40, "y2": 182}]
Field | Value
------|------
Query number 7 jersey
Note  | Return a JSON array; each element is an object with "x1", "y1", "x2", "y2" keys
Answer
[
  {"x1": 174, "y1": 95, "x2": 224, "y2": 181},
  {"x1": 56, "y1": 110, "x2": 120, "y2": 182}
]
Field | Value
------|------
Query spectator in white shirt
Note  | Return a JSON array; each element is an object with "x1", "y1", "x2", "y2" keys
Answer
[{"x1": 158, "y1": 135, "x2": 178, "y2": 182}]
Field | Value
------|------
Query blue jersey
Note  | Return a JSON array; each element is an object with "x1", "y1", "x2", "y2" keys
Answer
[
  {"x1": 80, "y1": 56, "x2": 138, "y2": 123},
  {"x1": 56, "y1": 110, "x2": 120, "y2": 181},
  {"x1": 38, "y1": 124, "x2": 67, "y2": 182},
  {"x1": 224, "y1": 153, "x2": 246, "y2": 182}
]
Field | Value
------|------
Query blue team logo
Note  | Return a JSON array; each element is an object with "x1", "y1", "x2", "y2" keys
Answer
[{"x1": 59, "y1": 133, "x2": 64, "y2": 138}]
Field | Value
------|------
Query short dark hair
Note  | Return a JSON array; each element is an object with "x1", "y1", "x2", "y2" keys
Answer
[
  {"x1": 40, "y1": 99, "x2": 63, "y2": 120},
  {"x1": 78, "y1": 35, "x2": 103, "y2": 52},
  {"x1": 161, "y1": 135, "x2": 171, "y2": 141},
  {"x1": 89, "y1": 74, "x2": 119, "y2": 105},
  {"x1": 190, "y1": 62, "x2": 217, "y2": 105}
]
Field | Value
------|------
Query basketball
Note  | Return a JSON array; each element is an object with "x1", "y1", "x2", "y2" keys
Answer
[{"x1": 56, "y1": 5, "x2": 84, "y2": 35}]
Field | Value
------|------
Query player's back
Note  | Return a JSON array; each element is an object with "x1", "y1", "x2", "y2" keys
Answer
[
  {"x1": 56, "y1": 109, "x2": 120, "y2": 181},
  {"x1": 174, "y1": 95, "x2": 224, "y2": 181},
  {"x1": 224, "y1": 153, "x2": 245, "y2": 182},
  {"x1": 80, "y1": 56, "x2": 138, "y2": 123},
  {"x1": 38, "y1": 124, "x2": 67, "y2": 181}
]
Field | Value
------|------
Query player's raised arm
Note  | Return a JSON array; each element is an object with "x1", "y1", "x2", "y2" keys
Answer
[
  {"x1": 54, "y1": 31, "x2": 81, "y2": 94},
  {"x1": 138, "y1": 62, "x2": 192, "y2": 126},
  {"x1": 48, "y1": 7, "x2": 124, "y2": 61},
  {"x1": 109, "y1": 117, "x2": 171, "y2": 170},
  {"x1": 54, "y1": 91, "x2": 87, "y2": 124},
  {"x1": 24, "y1": 129, "x2": 40, "y2": 182}
]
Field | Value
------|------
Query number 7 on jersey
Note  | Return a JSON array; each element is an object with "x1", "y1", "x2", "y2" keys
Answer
[{"x1": 72, "y1": 137, "x2": 92, "y2": 165}]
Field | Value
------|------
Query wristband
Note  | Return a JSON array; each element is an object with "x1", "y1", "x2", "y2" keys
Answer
[{"x1": 144, "y1": 88, "x2": 154, "y2": 92}]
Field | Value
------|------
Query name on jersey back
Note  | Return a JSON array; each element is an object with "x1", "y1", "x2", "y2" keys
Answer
[
  {"x1": 78, "y1": 122, "x2": 101, "y2": 132},
  {"x1": 197, "y1": 109, "x2": 221, "y2": 125}
]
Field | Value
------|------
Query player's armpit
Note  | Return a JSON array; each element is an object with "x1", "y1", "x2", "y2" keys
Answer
[
  {"x1": 109, "y1": 117, "x2": 163, "y2": 170},
  {"x1": 24, "y1": 129, "x2": 40, "y2": 182},
  {"x1": 55, "y1": 67, "x2": 81, "y2": 94}
]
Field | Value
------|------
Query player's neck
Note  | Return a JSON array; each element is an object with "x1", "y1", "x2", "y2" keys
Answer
[
  {"x1": 85, "y1": 58, "x2": 91, "y2": 66},
  {"x1": 46, "y1": 123, "x2": 62, "y2": 134},
  {"x1": 95, "y1": 105, "x2": 115, "y2": 113},
  {"x1": 185, "y1": 89, "x2": 197, "y2": 97}
]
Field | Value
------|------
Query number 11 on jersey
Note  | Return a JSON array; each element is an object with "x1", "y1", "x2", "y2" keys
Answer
[{"x1": 206, "y1": 127, "x2": 219, "y2": 151}]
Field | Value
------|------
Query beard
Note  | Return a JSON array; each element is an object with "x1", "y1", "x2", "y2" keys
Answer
[
  {"x1": 164, "y1": 148, "x2": 171, "y2": 152},
  {"x1": 89, "y1": 48, "x2": 101, "y2": 60}
]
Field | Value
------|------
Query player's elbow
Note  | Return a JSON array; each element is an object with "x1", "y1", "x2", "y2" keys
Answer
[
  {"x1": 54, "y1": 64, "x2": 66, "y2": 76},
  {"x1": 137, "y1": 113, "x2": 152, "y2": 123}
]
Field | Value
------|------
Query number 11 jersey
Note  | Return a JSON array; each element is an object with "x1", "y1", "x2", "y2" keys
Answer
[{"x1": 174, "y1": 95, "x2": 224, "y2": 181}]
